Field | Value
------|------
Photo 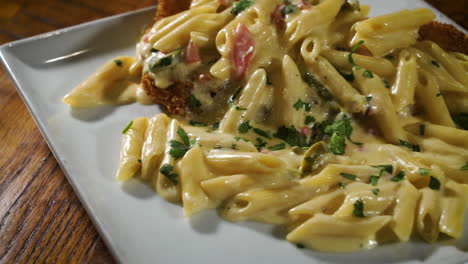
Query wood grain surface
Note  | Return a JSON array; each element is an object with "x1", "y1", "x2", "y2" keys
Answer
[{"x1": 0, "y1": 0, "x2": 465, "y2": 263}]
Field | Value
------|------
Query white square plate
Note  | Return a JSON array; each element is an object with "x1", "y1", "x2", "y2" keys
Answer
[{"x1": 1, "y1": 3, "x2": 467, "y2": 264}]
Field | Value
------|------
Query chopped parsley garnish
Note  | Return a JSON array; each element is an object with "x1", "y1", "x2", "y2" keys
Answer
[
  {"x1": 239, "y1": 121, "x2": 253, "y2": 134},
  {"x1": 255, "y1": 138, "x2": 267, "y2": 151},
  {"x1": 348, "y1": 40, "x2": 364, "y2": 69},
  {"x1": 372, "y1": 188, "x2": 380, "y2": 196},
  {"x1": 340, "y1": 172, "x2": 357, "y2": 181},
  {"x1": 305, "y1": 116, "x2": 316, "y2": 125},
  {"x1": 158, "y1": 56, "x2": 173, "y2": 67},
  {"x1": 330, "y1": 133, "x2": 346, "y2": 155},
  {"x1": 268, "y1": 143, "x2": 286, "y2": 151},
  {"x1": 169, "y1": 140, "x2": 190, "y2": 159},
  {"x1": 369, "y1": 175, "x2": 380, "y2": 186},
  {"x1": 114, "y1": 59, "x2": 123, "y2": 66},
  {"x1": 281, "y1": 4, "x2": 298, "y2": 16},
  {"x1": 210, "y1": 122, "x2": 220, "y2": 131},
  {"x1": 431, "y1": 60, "x2": 440, "y2": 68},
  {"x1": 371, "y1": 164, "x2": 393, "y2": 175},
  {"x1": 452, "y1": 112, "x2": 468, "y2": 130},
  {"x1": 235, "y1": 136, "x2": 250, "y2": 142},
  {"x1": 160, "y1": 164, "x2": 178, "y2": 185},
  {"x1": 461, "y1": 162, "x2": 468, "y2": 171},
  {"x1": 235, "y1": 106, "x2": 247, "y2": 111},
  {"x1": 399, "y1": 139, "x2": 420, "y2": 152},
  {"x1": 231, "y1": 0, "x2": 253, "y2": 15},
  {"x1": 189, "y1": 120, "x2": 207, "y2": 127},
  {"x1": 304, "y1": 72, "x2": 333, "y2": 101},
  {"x1": 419, "y1": 123, "x2": 426, "y2": 136},
  {"x1": 253, "y1": 128, "x2": 271, "y2": 139},
  {"x1": 177, "y1": 127, "x2": 190, "y2": 146},
  {"x1": 189, "y1": 95, "x2": 202, "y2": 109},
  {"x1": 137, "y1": 159, "x2": 142, "y2": 163},
  {"x1": 353, "y1": 199, "x2": 365, "y2": 217},
  {"x1": 429, "y1": 176, "x2": 441, "y2": 190},
  {"x1": 231, "y1": 143, "x2": 238, "y2": 150},
  {"x1": 293, "y1": 99, "x2": 311, "y2": 111},
  {"x1": 122, "y1": 120, "x2": 133, "y2": 134},
  {"x1": 338, "y1": 182, "x2": 345, "y2": 188},
  {"x1": 274, "y1": 125, "x2": 309, "y2": 148},
  {"x1": 391, "y1": 170, "x2": 405, "y2": 182},
  {"x1": 362, "y1": 70, "x2": 374, "y2": 78},
  {"x1": 325, "y1": 116, "x2": 362, "y2": 154},
  {"x1": 419, "y1": 168, "x2": 430, "y2": 175},
  {"x1": 305, "y1": 156, "x2": 314, "y2": 163},
  {"x1": 169, "y1": 127, "x2": 192, "y2": 159}
]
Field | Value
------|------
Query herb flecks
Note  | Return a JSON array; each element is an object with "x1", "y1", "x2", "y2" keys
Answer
[
  {"x1": 429, "y1": 176, "x2": 441, "y2": 190},
  {"x1": 372, "y1": 188, "x2": 380, "y2": 196},
  {"x1": 268, "y1": 143, "x2": 286, "y2": 151},
  {"x1": 340, "y1": 172, "x2": 357, "y2": 181},
  {"x1": 419, "y1": 124, "x2": 426, "y2": 136},
  {"x1": 122, "y1": 120, "x2": 133, "y2": 134},
  {"x1": 349, "y1": 40, "x2": 364, "y2": 69},
  {"x1": 293, "y1": 99, "x2": 311, "y2": 112},
  {"x1": 114, "y1": 59, "x2": 123, "y2": 66},
  {"x1": 419, "y1": 168, "x2": 430, "y2": 175},
  {"x1": 391, "y1": 170, "x2": 405, "y2": 182},
  {"x1": 169, "y1": 127, "x2": 192, "y2": 159},
  {"x1": 160, "y1": 164, "x2": 178, "y2": 185},
  {"x1": 231, "y1": 0, "x2": 253, "y2": 15},
  {"x1": 239, "y1": 121, "x2": 253, "y2": 134},
  {"x1": 399, "y1": 139, "x2": 421, "y2": 152},
  {"x1": 189, "y1": 95, "x2": 202, "y2": 109},
  {"x1": 353, "y1": 199, "x2": 365, "y2": 217},
  {"x1": 275, "y1": 126, "x2": 309, "y2": 148}
]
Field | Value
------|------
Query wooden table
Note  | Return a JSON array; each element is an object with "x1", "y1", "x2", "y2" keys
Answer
[{"x1": 0, "y1": 1, "x2": 465, "y2": 263}]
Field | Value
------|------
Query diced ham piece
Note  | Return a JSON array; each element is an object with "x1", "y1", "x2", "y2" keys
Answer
[
  {"x1": 271, "y1": 4, "x2": 286, "y2": 29},
  {"x1": 299, "y1": 0, "x2": 312, "y2": 9},
  {"x1": 300, "y1": 126, "x2": 312, "y2": 138},
  {"x1": 231, "y1": 23, "x2": 255, "y2": 80},
  {"x1": 184, "y1": 40, "x2": 201, "y2": 64}
]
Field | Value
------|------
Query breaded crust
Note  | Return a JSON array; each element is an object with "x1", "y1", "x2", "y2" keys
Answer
[
  {"x1": 419, "y1": 21, "x2": 468, "y2": 54},
  {"x1": 142, "y1": 73, "x2": 192, "y2": 115},
  {"x1": 156, "y1": 0, "x2": 191, "y2": 20}
]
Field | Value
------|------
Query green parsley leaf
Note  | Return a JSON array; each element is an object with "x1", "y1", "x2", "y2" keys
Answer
[
  {"x1": 431, "y1": 60, "x2": 440, "y2": 68},
  {"x1": 369, "y1": 175, "x2": 380, "y2": 186},
  {"x1": 231, "y1": 143, "x2": 238, "y2": 150},
  {"x1": 293, "y1": 99, "x2": 310, "y2": 111},
  {"x1": 122, "y1": 120, "x2": 133, "y2": 134},
  {"x1": 160, "y1": 164, "x2": 178, "y2": 185},
  {"x1": 362, "y1": 70, "x2": 374, "y2": 78},
  {"x1": 304, "y1": 72, "x2": 333, "y2": 101},
  {"x1": 239, "y1": 121, "x2": 253, "y2": 134},
  {"x1": 305, "y1": 116, "x2": 316, "y2": 125},
  {"x1": 281, "y1": 4, "x2": 298, "y2": 16},
  {"x1": 177, "y1": 127, "x2": 190, "y2": 146},
  {"x1": 391, "y1": 170, "x2": 405, "y2": 182},
  {"x1": 460, "y1": 162, "x2": 468, "y2": 171},
  {"x1": 353, "y1": 199, "x2": 365, "y2": 217},
  {"x1": 268, "y1": 143, "x2": 286, "y2": 151},
  {"x1": 114, "y1": 59, "x2": 123, "y2": 66},
  {"x1": 340, "y1": 172, "x2": 357, "y2": 181},
  {"x1": 452, "y1": 112, "x2": 468, "y2": 130},
  {"x1": 399, "y1": 139, "x2": 421, "y2": 152},
  {"x1": 372, "y1": 188, "x2": 380, "y2": 196},
  {"x1": 274, "y1": 125, "x2": 309, "y2": 148},
  {"x1": 338, "y1": 182, "x2": 345, "y2": 188},
  {"x1": 255, "y1": 138, "x2": 267, "y2": 151},
  {"x1": 137, "y1": 159, "x2": 142, "y2": 163},
  {"x1": 419, "y1": 123, "x2": 426, "y2": 136},
  {"x1": 158, "y1": 56, "x2": 172, "y2": 67},
  {"x1": 419, "y1": 168, "x2": 430, "y2": 175},
  {"x1": 189, "y1": 95, "x2": 202, "y2": 109},
  {"x1": 169, "y1": 140, "x2": 189, "y2": 159},
  {"x1": 371, "y1": 164, "x2": 393, "y2": 175},
  {"x1": 234, "y1": 136, "x2": 250, "y2": 142},
  {"x1": 231, "y1": 0, "x2": 253, "y2": 15},
  {"x1": 253, "y1": 128, "x2": 271, "y2": 139},
  {"x1": 235, "y1": 106, "x2": 247, "y2": 111},
  {"x1": 429, "y1": 176, "x2": 441, "y2": 190},
  {"x1": 189, "y1": 120, "x2": 207, "y2": 127},
  {"x1": 330, "y1": 133, "x2": 346, "y2": 155},
  {"x1": 349, "y1": 40, "x2": 364, "y2": 69}
]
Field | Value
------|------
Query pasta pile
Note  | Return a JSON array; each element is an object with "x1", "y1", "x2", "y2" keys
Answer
[{"x1": 74, "y1": 0, "x2": 468, "y2": 252}]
